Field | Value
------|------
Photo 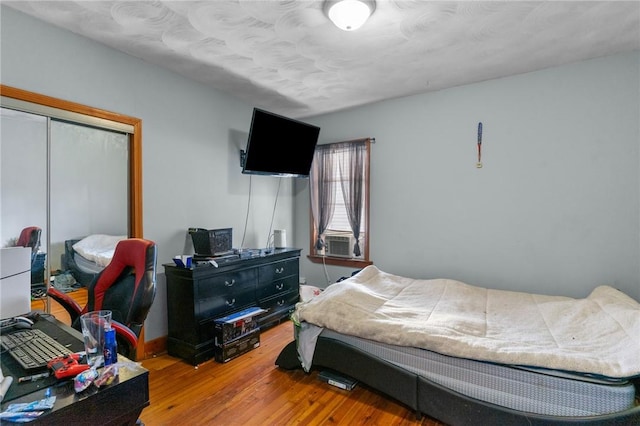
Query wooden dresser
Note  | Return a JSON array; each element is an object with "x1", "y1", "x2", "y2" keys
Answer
[{"x1": 164, "y1": 248, "x2": 301, "y2": 365}]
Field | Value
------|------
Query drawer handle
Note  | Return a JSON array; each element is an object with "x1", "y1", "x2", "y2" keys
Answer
[
  {"x1": 224, "y1": 279, "x2": 235, "y2": 287},
  {"x1": 277, "y1": 299, "x2": 285, "y2": 306},
  {"x1": 275, "y1": 282, "x2": 284, "y2": 290},
  {"x1": 275, "y1": 267, "x2": 284, "y2": 274},
  {"x1": 226, "y1": 298, "x2": 236, "y2": 306}
]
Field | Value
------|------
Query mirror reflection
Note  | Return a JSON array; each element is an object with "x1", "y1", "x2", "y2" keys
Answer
[
  {"x1": 50, "y1": 120, "x2": 128, "y2": 287},
  {"x1": 1, "y1": 107, "x2": 129, "y2": 295},
  {"x1": 1, "y1": 108, "x2": 48, "y2": 296}
]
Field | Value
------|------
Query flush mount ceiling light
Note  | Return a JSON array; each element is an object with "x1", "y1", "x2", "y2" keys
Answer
[{"x1": 324, "y1": 0, "x2": 376, "y2": 31}]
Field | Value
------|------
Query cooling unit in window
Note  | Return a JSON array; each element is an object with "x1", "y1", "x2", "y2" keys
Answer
[{"x1": 324, "y1": 233, "x2": 356, "y2": 258}]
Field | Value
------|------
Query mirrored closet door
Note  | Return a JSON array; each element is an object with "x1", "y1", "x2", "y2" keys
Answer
[
  {"x1": 1, "y1": 85, "x2": 142, "y2": 299},
  {"x1": 49, "y1": 120, "x2": 129, "y2": 272},
  {"x1": 1, "y1": 108, "x2": 48, "y2": 251}
]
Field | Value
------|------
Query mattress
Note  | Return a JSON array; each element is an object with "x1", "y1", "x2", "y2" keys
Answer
[
  {"x1": 317, "y1": 327, "x2": 637, "y2": 417},
  {"x1": 74, "y1": 252, "x2": 105, "y2": 274},
  {"x1": 294, "y1": 265, "x2": 640, "y2": 378},
  {"x1": 72, "y1": 234, "x2": 125, "y2": 267}
]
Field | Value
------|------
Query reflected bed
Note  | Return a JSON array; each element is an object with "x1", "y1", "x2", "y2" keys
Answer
[{"x1": 62, "y1": 235, "x2": 126, "y2": 286}]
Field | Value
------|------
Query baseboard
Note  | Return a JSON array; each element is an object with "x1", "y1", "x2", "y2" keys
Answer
[{"x1": 143, "y1": 335, "x2": 167, "y2": 359}]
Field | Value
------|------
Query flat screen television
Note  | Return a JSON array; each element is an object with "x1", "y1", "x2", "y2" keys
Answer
[{"x1": 241, "y1": 108, "x2": 321, "y2": 178}]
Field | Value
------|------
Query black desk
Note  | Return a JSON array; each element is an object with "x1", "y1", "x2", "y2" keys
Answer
[{"x1": 1, "y1": 315, "x2": 149, "y2": 425}]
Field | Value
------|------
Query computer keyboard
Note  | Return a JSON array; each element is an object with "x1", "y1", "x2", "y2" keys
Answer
[{"x1": 1, "y1": 328, "x2": 73, "y2": 371}]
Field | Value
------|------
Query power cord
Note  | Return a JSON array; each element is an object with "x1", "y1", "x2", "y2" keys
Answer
[
  {"x1": 240, "y1": 175, "x2": 252, "y2": 250},
  {"x1": 240, "y1": 175, "x2": 282, "y2": 252},
  {"x1": 264, "y1": 177, "x2": 282, "y2": 251},
  {"x1": 321, "y1": 254, "x2": 332, "y2": 286}
]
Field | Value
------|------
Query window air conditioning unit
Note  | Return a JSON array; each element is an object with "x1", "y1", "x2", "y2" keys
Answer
[{"x1": 324, "y1": 233, "x2": 355, "y2": 258}]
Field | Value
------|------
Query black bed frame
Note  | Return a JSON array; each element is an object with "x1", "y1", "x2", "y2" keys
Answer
[
  {"x1": 276, "y1": 336, "x2": 640, "y2": 425},
  {"x1": 61, "y1": 238, "x2": 99, "y2": 286}
]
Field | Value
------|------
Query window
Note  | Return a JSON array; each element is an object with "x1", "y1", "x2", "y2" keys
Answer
[{"x1": 308, "y1": 138, "x2": 372, "y2": 267}]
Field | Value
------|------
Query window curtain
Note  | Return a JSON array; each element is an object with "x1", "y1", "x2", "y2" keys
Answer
[
  {"x1": 310, "y1": 146, "x2": 336, "y2": 250},
  {"x1": 337, "y1": 141, "x2": 366, "y2": 257}
]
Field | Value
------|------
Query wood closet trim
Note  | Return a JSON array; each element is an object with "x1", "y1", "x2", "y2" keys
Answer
[
  {"x1": 0, "y1": 84, "x2": 143, "y2": 237},
  {"x1": 1, "y1": 84, "x2": 147, "y2": 360}
]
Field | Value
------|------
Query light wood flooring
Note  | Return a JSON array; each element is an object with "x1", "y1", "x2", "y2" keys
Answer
[{"x1": 38, "y1": 290, "x2": 446, "y2": 426}]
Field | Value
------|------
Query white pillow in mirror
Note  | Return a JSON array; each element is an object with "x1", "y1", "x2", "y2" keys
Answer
[{"x1": 72, "y1": 234, "x2": 127, "y2": 267}]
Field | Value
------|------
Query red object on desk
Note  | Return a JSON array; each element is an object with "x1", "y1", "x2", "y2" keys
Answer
[{"x1": 47, "y1": 353, "x2": 89, "y2": 380}]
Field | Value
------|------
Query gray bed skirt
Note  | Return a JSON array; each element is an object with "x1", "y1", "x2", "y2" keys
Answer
[{"x1": 276, "y1": 332, "x2": 640, "y2": 425}]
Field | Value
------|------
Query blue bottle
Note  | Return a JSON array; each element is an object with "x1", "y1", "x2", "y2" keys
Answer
[{"x1": 103, "y1": 327, "x2": 118, "y2": 366}]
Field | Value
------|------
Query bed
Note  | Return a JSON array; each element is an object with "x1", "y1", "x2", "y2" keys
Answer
[
  {"x1": 276, "y1": 265, "x2": 640, "y2": 425},
  {"x1": 62, "y1": 234, "x2": 126, "y2": 286}
]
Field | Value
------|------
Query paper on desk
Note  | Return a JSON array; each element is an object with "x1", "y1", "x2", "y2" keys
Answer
[{"x1": 0, "y1": 368, "x2": 13, "y2": 402}]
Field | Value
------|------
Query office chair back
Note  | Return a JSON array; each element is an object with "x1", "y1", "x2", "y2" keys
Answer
[
  {"x1": 17, "y1": 226, "x2": 41, "y2": 254},
  {"x1": 79, "y1": 238, "x2": 157, "y2": 338}
]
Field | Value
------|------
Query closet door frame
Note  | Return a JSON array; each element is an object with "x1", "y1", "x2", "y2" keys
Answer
[
  {"x1": 1, "y1": 84, "x2": 146, "y2": 360},
  {"x1": 1, "y1": 84, "x2": 143, "y2": 237}
]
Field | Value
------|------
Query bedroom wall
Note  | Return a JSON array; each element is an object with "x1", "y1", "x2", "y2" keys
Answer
[
  {"x1": 1, "y1": 7, "x2": 296, "y2": 340},
  {"x1": 2, "y1": 5, "x2": 638, "y2": 346},
  {"x1": 296, "y1": 50, "x2": 640, "y2": 301}
]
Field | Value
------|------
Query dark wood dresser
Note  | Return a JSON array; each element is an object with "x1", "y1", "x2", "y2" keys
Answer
[{"x1": 164, "y1": 248, "x2": 300, "y2": 365}]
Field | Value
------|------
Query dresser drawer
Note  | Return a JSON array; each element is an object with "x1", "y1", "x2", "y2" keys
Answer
[
  {"x1": 197, "y1": 269, "x2": 256, "y2": 318},
  {"x1": 259, "y1": 290, "x2": 299, "y2": 325},
  {"x1": 198, "y1": 288, "x2": 254, "y2": 319},
  {"x1": 258, "y1": 258, "x2": 299, "y2": 283},
  {"x1": 197, "y1": 269, "x2": 256, "y2": 299},
  {"x1": 256, "y1": 274, "x2": 298, "y2": 300},
  {"x1": 259, "y1": 289, "x2": 299, "y2": 311}
]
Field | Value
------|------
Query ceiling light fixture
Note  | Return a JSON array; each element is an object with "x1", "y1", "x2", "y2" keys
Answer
[{"x1": 324, "y1": 0, "x2": 376, "y2": 31}]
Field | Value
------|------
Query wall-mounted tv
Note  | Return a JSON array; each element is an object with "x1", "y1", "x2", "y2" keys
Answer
[{"x1": 241, "y1": 108, "x2": 321, "y2": 178}]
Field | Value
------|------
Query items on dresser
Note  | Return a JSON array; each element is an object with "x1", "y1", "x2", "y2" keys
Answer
[
  {"x1": 165, "y1": 248, "x2": 300, "y2": 365},
  {"x1": 188, "y1": 227, "x2": 233, "y2": 256}
]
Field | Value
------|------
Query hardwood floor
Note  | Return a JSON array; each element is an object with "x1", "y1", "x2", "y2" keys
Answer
[
  {"x1": 37, "y1": 292, "x2": 445, "y2": 426},
  {"x1": 138, "y1": 321, "x2": 444, "y2": 426},
  {"x1": 34, "y1": 288, "x2": 87, "y2": 325}
]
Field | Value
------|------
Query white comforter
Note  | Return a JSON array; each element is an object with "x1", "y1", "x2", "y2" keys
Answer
[
  {"x1": 293, "y1": 265, "x2": 640, "y2": 378},
  {"x1": 73, "y1": 234, "x2": 127, "y2": 267}
]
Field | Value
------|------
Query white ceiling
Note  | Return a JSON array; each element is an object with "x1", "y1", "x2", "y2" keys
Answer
[{"x1": 5, "y1": 1, "x2": 640, "y2": 118}]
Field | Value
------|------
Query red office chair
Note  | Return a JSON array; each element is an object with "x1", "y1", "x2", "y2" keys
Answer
[
  {"x1": 48, "y1": 238, "x2": 157, "y2": 360},
  {"x1": 17, "y1": 226, "x2": 46, "y2": 288},
  {"x1": 17, "y1": 226, "x2": 41, "y2": 254}
]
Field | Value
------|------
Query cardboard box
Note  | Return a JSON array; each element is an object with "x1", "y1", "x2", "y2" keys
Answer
[
  {"x1": 214, "y1": 307, "x2": 266, "y2": 345},
  {"x1": 214, "y1": 329, "x2": 260, "y2": 363}
]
